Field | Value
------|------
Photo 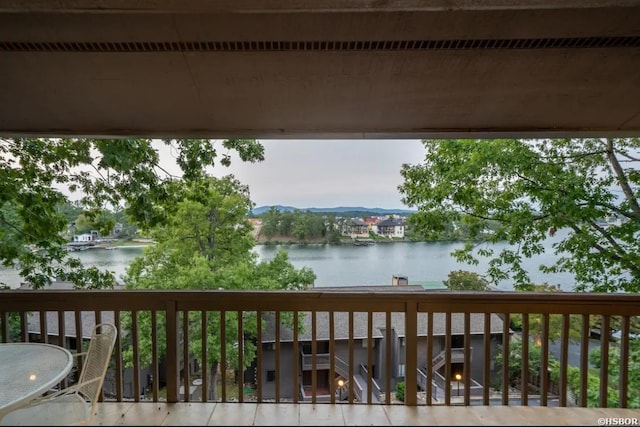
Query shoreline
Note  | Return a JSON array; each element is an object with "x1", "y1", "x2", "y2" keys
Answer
[{"x1": 254, "y1": 238, "x2": 489, "y2": 246}]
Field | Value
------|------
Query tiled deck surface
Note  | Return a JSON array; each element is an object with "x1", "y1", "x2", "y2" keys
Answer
[{"x1": 90, "y1": 402, "x2": 640, "y2": 426}]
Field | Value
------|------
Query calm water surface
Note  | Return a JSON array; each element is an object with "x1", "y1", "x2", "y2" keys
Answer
[{"x1": 0, "y1": 238, "x2": 577, "y2": 290}]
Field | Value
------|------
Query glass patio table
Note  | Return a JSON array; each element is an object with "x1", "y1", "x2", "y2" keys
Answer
[{"x1": 0, "y1": 343, "x2": 73, "y2": 418}]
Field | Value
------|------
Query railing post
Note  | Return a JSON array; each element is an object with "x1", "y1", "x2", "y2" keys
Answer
[
  {"x1": 405, "y1": 301, "x2": 418, "y2": 406},
  {"x1": 166, "y1": 299, "x2": 179, "y2": 403},
  {"x1": 1, "y1": 311, "x2": 8, "y2": 343}
]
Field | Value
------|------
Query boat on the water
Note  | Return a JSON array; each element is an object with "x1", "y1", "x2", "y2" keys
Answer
[{"x1": 352, "y1": 238, "x2": 374, "y2": 246}]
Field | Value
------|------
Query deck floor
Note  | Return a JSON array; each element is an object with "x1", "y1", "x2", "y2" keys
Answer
[{"x1": 90, "y1": 402, "x2": 640, "y2": 426}]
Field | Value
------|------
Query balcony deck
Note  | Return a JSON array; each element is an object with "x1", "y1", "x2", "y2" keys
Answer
[
  {"x1": 2, "y1": 288, "x2": 639, "y2": 426},
  {"x1": 91, "y1": 402, "x2": 639, "y2": 426}
]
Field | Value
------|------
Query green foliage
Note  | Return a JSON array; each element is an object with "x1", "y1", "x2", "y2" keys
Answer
[
  {"x1": 0, "y1": 284, "x2": 22, "y2": 341},
  {"x1": 257, "y1": 208, "x2": 340, "y2": 243},
  {"x1": 586, "y1": 339, "x2": 640, "y2": 408},
  {"x1": 509, "y1": 285, "x2": 583, "y2": 343},
  {"x1": 564, "y1": 365, "x2": 621, "y2": 408},
  {"x1": 395, "y1": 381, "x2": 405, "y2": 402},
  {"x1": 399, "y1": 138, "x2": 640, "y2": 292},
  {"x1": 0, "y1": 139, "x2": 263, "y2": 289},
  {"x1": 122, "y1": 175, "x2": 315, "y2": 399},
  {"x1": 443, "y1": 270, "x2": 491, "y2": 291},
  {"x1": 495, "y1": 340, "x2": 559, "y2": 387},
  {"x1": 495, "y1": 337, "x2": 639, "y2": 408}
]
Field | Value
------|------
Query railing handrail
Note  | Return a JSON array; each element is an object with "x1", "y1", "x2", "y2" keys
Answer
[
  {"x1": 300, "y1": 351, "x2": 331, "y2": 364},
  {"x1": 3, "y1": 289, "x2": 640, "y2": 316},
  {"x1": 418, "y1": 369, "x2": 440, "y2": 400},
  {"x1": 359, "y1": 364, "x2": 383, "y2": 400}
]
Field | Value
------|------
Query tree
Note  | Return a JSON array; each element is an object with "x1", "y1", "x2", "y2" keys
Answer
[
  {"x1": 399, "y1": 138, "x2": 640, "y2": 292},
  {"x1": 123, "y1": 176, "x2": 315, "y2": 400},
  {"x1": 443, "y1": 270, "x2": 491, "y2": 291},
  {"x1": 509, "y1": 284, "x2": 583, "y2": 343},
  {"x1": 260, "y1": 207, "x2": 280, "y2": 241},
  {"x1": 0, "y1": 138, "x2": 263, "y2": 289},
  {"x1": 494, "y1": 339, "x2": 559, "y2": 390},
  {"x1": 587, "y1": 338, "x2": 640, "y2": 408}
]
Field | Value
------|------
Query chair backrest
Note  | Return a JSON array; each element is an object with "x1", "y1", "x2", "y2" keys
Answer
[{"x1": 77, "y1": 323, "x2": 117, "y2": 404}]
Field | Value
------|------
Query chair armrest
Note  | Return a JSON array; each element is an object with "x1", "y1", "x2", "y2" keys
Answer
[{"x1": 31, "y1": 377, "x2": 103, "y2": 404}]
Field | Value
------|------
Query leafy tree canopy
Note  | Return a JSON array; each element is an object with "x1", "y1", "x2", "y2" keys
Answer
[
  {"x1": 400, "y1": 138, "x2": 640, "y2": 292},
  {"x1": 443, "y1": 270, "x2": 491, "y2": 291},
  {"x1": 123, "y1": 175, "x2": 315, "y2": 399},
  {"x1": 0, "y1": 138, "x2": 263, "y2": 289}
]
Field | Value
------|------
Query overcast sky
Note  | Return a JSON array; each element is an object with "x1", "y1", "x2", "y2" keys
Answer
[{"x1": 158, "y1": 139, "x2": 427, "y2": 209}]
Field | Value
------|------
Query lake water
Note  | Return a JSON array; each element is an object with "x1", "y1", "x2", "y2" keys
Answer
[{"x1": 0, "y1": 237, "x2": 578, "y2": 291}]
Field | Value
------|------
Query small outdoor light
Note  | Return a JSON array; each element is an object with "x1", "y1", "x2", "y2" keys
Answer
[
  {"x1": 337, "y1": 378, "x2": 345, "y2": 402},
  {"x1": 455, "y1": 373, "x2": 462, "y2": 396}
]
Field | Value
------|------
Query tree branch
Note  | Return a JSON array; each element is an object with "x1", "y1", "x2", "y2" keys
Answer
[
  {"x1": 571, "y1": 223, "x2": 640, "y2": 279},
  {"x1": 606, "y1": 139, "x2": 640, "y2": 219}
]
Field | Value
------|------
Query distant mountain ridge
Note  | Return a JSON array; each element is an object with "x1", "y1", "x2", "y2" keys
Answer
[{"x1": 251, "y1": 205, "x2": 416, "y2": 215}]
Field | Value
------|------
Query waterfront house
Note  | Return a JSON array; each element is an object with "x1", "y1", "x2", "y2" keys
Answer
[
  {"x1": 343, "y1": 219, "x2": 370, "y2": 239},
  {"x1": 373, "y1": 219, "x2": 405, "y2": 239}
]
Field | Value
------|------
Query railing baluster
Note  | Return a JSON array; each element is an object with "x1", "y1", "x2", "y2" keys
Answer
[
  {"x1": 220, "y1": 311, "x2": 226, "y2": 402},
  {"x1": 201, "y1": 310, "x2": 208, "y2": 403},
  {"x1": 20, "y1": 311, "x2": 28, "y2": 342},
  {"x1": 619, "y1": 315, "x2": 630, "y2": 408},
  {"x1": 405, "y1": 302, "x2": 418, "y2": 406},
  {"x1": 183, "y1": 310, "x2": 190, "y2": 402},
  {"x1": 39, "y1": 310, "x2": 47, "y2": 343},
  {"x1": 75, "y1": 311, "x2": 83, "y2": 375},
  {"x1": 311, "y1": 310, "x2": 317, "y2": 404},
  {"x1": 238, "y1": 310, "x2": 244, "y2": 403},
  {"x1": 275, "y1": 311, "x2": 280, "y2": 402},
  {"x1": 348, "y1": 311, "x2": 354, "y2": 403},
  {"x1": 521, "y1": 314, "x2": 529, "y2": 406},
  {"x1": 580, "y1": 314, "x2": 589, "y2": 407},
  {"x1": 293, "y1": 311, "x2": 299, "y2": 404},
  {"x1": 95, "y1": 311, "x2": 104, "y2": 404},
  {"x1": 256, "y1": 311, "x2": 262, "y2": 403},
  {"x1": 463, "y1": 312, "x2": 470, "y2": 406},
  {"x1": 147, "y1": 310, "x2": 159, "y2": 402},
  {"x1": 367, "y1": 311, "x2": 373, "y2": 405},
  {"x1": 541, "y1": 313, "x2": 549, "y2": 407},
  {"x1": 166, "y1": 300, "x2": 179, "y2": 403},
  {"x1": 599, "y1": 314, "x2": 610, "y2": 408},
  {"x1": 132, "y1": 310, "x2": 140, "y2": 402},
  {"x1": 114, "y1": 310, "x2": 123, "y2": 401},
  {"x1": 560, "y1": 314, "x2": 570, "y2": 407},
  {"x1": 425, "y1": 311, "x2": 438, "y2": 405},
  {"x1": 502, "y1": 313, "x2": 510, "y2": 406},
  {"x1": 329, "y1": 310, "x2": 335, "y2": 404},
  {"x1": 386, "y1": 311, "x2": 392, "y2": 405},
  {"x1": 1, "y1": 311, "x2": 8, "y2": 343},
  {"x1": 58, "y1": 310, "x2": 67, "y2": 388},
  {"x1": 483, "y1": 313, "x2": 490, "y2": 406},
  {"x1": 445, "y1": 312, "x2": 451, "y2": 406}
]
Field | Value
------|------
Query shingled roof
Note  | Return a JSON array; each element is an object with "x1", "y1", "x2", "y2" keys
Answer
[
  {"x1": 22, "y1": 281, "x2": 120, "y2": 340},
  {"x1": 261, "y1": 311, "x2": 505, "y2": 343},
  {"x1": 22, "y1": 283, "x2": 506, "y2": 344}
]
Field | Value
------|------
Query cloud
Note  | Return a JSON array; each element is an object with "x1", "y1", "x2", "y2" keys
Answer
[{"x1": 208, "y1": 139, "x2": 426, "y2": 208}]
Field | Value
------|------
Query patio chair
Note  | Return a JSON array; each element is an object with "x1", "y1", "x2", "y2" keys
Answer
[{"x1": 0, "y1": 323, "x2": 117, "y2": 426}]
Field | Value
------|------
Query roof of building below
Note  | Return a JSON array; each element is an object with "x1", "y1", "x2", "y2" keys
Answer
[{"x1": 261, "y1": 311, "x2": 505, "y2": 343}]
